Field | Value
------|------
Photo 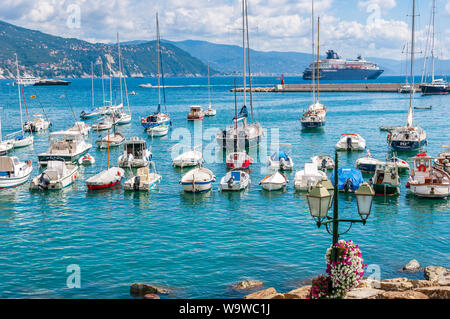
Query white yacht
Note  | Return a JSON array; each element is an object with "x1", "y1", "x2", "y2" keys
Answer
[
  {"x1": 294, "y1": 163, "x2": 327, "y2": 192},
  {"x1": 335, "y1": 133, "x2": 366, "y2": 151},
  {"x1": 0, "y1": 156, "x2": 33, "y2": 189},
  {"x1": 30, "y1": 159, "x2": 78, "y2": 190},
  {"x1": 124, "y1": 164, "x2": 162, "y2": 191},
  {"x1": 118, "y1": 137, "x2": 152, "y2": 168}
]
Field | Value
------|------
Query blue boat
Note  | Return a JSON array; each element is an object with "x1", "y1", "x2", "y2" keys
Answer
[{"x1": 330, "y1": 168, "x2": 364, "y2": 193}]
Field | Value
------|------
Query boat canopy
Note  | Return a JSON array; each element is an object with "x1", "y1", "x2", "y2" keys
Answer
[
  {"x1": 330, "y1": 168, "x2": 364, "y2": 191},
  {"x1": 0, "y1": 157, "x2": 14, "y2": 172},
  {"x1": 231, "y1": 171, "x2": 241, "y2": 182},
  {"x1": 233, "y1": 105, "x2": 249, "y2": 121},
  {"x1": 271, "y1": 151, "x2": 289, "y2": 161}
]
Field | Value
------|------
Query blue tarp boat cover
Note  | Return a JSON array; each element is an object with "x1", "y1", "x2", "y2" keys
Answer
[
  {"x1": 271, "y1": 151, "x2": 289, "y2": 161},
  {"x1": 330, "y1": 168, "x2": 364, "y2": 191},
  {"x1": 231, "y1": 171, "x2": 241, "y2": 182},
  {"x1": 233, "y1": 105, "x2": 249, "y2": 120}
]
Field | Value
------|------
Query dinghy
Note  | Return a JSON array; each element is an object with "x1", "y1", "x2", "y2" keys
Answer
[
  {"x1": 268, "y1": 151, "x2": 294, "y2": 171},
  {"x1": 226, "y1": 152, "x2": 253, "y2": 170},
  {"x1": 118, "y1": 137, "x2": 152, "y2": 168},
  {"x1": 78, "y1": 153, "x2": 95, "y2": 165},
  {"x1": 92, "y1": 116, "x2": 114, "y2": 131},
  {"x1": 124, "y1": 163, "x2": 162, "y2": 191},
  {"x1": 259, "y1": 172, "x2": 288, "y2": 191},
  {"x1": 147, "y1": 124, "x2": 169, "y2": 137},
  {"x1": 311, "y1": 154, "x2": 335, "y2": 171},
  {"x1": 355, "y1": 150, "x2": 384, "y2": 174},
  {"x1": 406, "y1": 153, "x2": 450, "y2": 199},
  {"x1": 96, "y1": 131, "x2": 125, "y2": 149},
  {"x1": 220, "y1": 170, "x2": 250, "y2": 191},
  {"x1": 187, "y1": 105, "x2": 204, "y2": 121},
  {"x1": 294, "y1": 163, "x2": 327, "y2": 192},
  {"x1": 330, "y1": 168, "x2": 364, "y2": 193},
  {"x1": 172, "y1": 150, "x2": 203, "y2": 168},
  {"x1": 370, "y1": 164, "x2": 400, "y2": 196},
  {"x1": 0, "y1": 156, "x2": 33, "y2": 189},
  {"x1": 30, "y1": 159, "x2": 78, "y2": 190},
  {"x1": 180, "y1": 167, "x2": 216, "y2": 193},
  {"x1": 80, "y1": 109, "x2": 102, "y2": 119},
  {"x1": 86, "y1": 167, "x2": 125, "y2": 190},
  {"x1": 335, "y1": 133, "x2": 366, "y2": 151}
]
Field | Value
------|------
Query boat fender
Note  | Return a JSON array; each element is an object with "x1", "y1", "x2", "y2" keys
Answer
[
  {"x1": 27, "y1": 160, "x2": 32, "y2": 166},
  {"x1": 418, "y1": 164, "x2": 426, "y2": 172},
  {"x1": 117, "y1": 171, "x2": 121, "y2": 176}
]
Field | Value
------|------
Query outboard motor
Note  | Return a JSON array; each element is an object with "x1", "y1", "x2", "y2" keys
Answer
[
  {"x1": 227, "y1": 176, "x2": 235, "y2": 188},
  {"x1": 346, "y1": 137, "x2": 352, "y2": 151},
  {"x1": 280, "y1": 158, "x2": 287, "y2": 170},
  {"x1": 343, "y1": 178, "x2": 353, "y2": 193},
  {"x1": 133, "y1": 176, "x2": 141, "y2": 191},
  {"x1": 321, "y1": 158, "x2": 327, "y2": 171},
  {"x1": 38, "y1": 173, "x2": 51, "y2": 191}
]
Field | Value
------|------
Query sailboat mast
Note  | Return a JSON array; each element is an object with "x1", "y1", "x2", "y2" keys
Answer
[
  {"x1": 316, "y1": 16, "x2": 320, "y2": 103},
  {"x1": 91, "y1": 62, "x2": 94, "y2": 108},
  {"x1": 101, "y1": 61, "x2": 105, "y2": 107},
  {"x1": 234, "y1": 78, "x2": 238, "y2": 131},
  {"x1": 207, "y1": 64, "x2": 212, "y2": 109},
  {"x1": 431, "y1": 0, "x2": 436, "y2": 83},
  {"x1": 109, "y1": 70, "x2": 113, "y2": 106},
  {"x1": 408, "y1": 0, "x2": 416, "y2": 127},
  {"x1": 311, "y1": 0, "x2": 316, "y2": 104},
  {"x1": 15, "y1": 54, "x2": 24, "y2": 132},
  {"x1": 241, "y1": 0, "x2": 247, "y2": 108},
  {"x1": 156, "y1": 12, "x2": 161, "y2": 109},
  {"x1": 245, "y1": 0, "x2": 254, "y2": 123},
  {"x1": 117, "y1": 32, "x2": 124, "y2": 107}
]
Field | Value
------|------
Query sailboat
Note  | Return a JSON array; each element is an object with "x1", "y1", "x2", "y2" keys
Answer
[
  {"x1": 141, "y1": 13, "x2": 172, "y2": 132},
  {"x1": 301, "y1": 2, "x2": 326, "y2": 129},
  {"x1": 419, "y1": 0, "x2": 449, "y2": 95},
  {"x1": 216, "y1": 0, "x2": 263, "y2": 150},
  {"x1": 388, "y1": 0, "x2": 427, "y2": 152},
  {"x1": 113, "y1": 32, "x2": 132, "y2": 125},
  {"x1": 204, "y1": 65, "x2": 216, "y2": 116},
  {"x1": 8, "y1": 54, "x2": 34, "y2": 148}
]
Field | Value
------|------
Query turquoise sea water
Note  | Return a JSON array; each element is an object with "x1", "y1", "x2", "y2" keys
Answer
[{"x1": 0, "y1": 76, "x2": 448, "y2": 298}]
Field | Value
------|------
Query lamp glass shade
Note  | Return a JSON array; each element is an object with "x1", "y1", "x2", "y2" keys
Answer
[
  {"x1": 306, "y1": 185, "x2": 332, "y2": 220},
  {"x1": 321, "y1": 179, "x2": 335, "y2": 209},
  {"x1": 355, "y1": 182, "x2": 375, "y2": 220}
]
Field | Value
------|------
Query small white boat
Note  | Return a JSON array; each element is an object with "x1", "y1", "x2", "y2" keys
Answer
[
  {"x1": 311, "y1": 154, "x2": 335, "y2": 171},
  {"x1": 187, "y1": 105, "x2": 204, "y2": 121},
  {"x1": 139, "y1": 83, "x2": 153, "y2": 88},
  {"x1": 220, "y1": 170, "x2": 250, "y2": 191},
  {"x1": 259, "y1": 172, "x2": 288, "y2": 191},
  {"x1": 434, "y1": 147, "x2": 450, "y2": 174},
  {"x1": 80, "y1": 108, "x2": 102, "y2": 119},
  {"x1": 23, "y1": 114, "x2": 51, "y2": 132},
  {"x1": 114, "y1": 111, "x2": 132, "y2": 125},
  {"x1": 226, "y1": 152, "x2": 253, "y2": 170},
  {"x1": 0, "y1": 156, "x2": 33, "y2": 189},
  {"x1": 204, "y1": 65, "x2": 216, "y2": 117},
  {"x1": 78, "y1": 153, "x2": 95, "y2": 165},
  {"x1": 96, "y1": 132, "x2": 125, "y2": 149},
  {"x1": 0, "y1": 141, "x2": 14, "y2": 156},
  {"x1": 68, "y1": 121, "x2": 91, "y2": 136},
  {"x1": 129, "y1": 91, "x2": 138, "y2": 96},
  {"x1": 92, "y1": 116, "x2": 114, "y2": 131},
  {"x1": 124, "y1": 164, "x2": 162, "y2": 191},
  {"x1": 86, "y1": 167, "x2": 125, "y2": 190},
  {"x1": 118, "y1": 137, "x2": 152, "y2": 168},
  {"x1": 204, "y1": 107, "x2": 216, "y2": 117},
  {"x1": 398, "y1": 83, "x2": 416, "y2": 94},
  {"x1": 147, "y1": 124, "x2": 169, "y2": 137},
  {"x1": 371, "y1": 164, "x2": 400, "y2": 196},
  {"x1": 335, "y1": 133, "x2": 366, "y2": 151},
  {"x1": 386, "y1": 155, "x2": 410, "y2": 173},
  {"x1": 12, "y1": 134, "x2": 34, "y2": 148},
  {"x1": 268, "y1": 151, "x2": 294, "y2": 171},
  {"x1": 294, "y1": 163, "x2": 328, "y2": 192},
  {"x1": 30, "y1": 159, "x2": 78, "y2": 190},
  {"x1": 407, "y1": 153, "x2": 450, "y2": 199},
  {"x1": 180, "y1": 167, "x2": 216, "y2": 193},
  {"x1": 172, "y1": 150, "x2": 203, "y2": 168},
  {"x1": 355, "y1": 150, "x2": 384, "y2": 174}
]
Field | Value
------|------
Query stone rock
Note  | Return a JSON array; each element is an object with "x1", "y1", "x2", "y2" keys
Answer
[
  {"x1": 244, "y1": 288, "x2": 278, "y2": 299},
  {"x1": 415, "y1": 286, "x2": 450, "y2": 299},
  {"x1": 380, "y1": 278, "x2": 414, "y2": 291},
  {"x1": 378, "y1": 291, "x2": 429, "y2": 299},
  {"x1": 358, "y1": 278, "x2": 381, "y2": 289},
  {"x1": 143, "y1": 293, "x2": 160, "y2": 299},
  {"x1": 346, "y1": 288, "x2": 385, "y2": 299},
  {"x1": 403, "y1": 259, "x2": 421, "y2": 272},
  {"x1": 410, "y1": 280, "x2": 435, "y2": 288},
  {"x1": 270, "y1": 293, "x2": 285, "y2": 299},
  {"x1": 232, "y1": 280, "x2": 264, "y2": 290},
  {"x1": 130, "y1": 283, "x2": 171, "y2": 297},
  {"x1": 424, "y1": 266, "x2": 449, "y2": 282},
  {"x1": 283, "y1": 286, "x2": 311, "y2": 299}
]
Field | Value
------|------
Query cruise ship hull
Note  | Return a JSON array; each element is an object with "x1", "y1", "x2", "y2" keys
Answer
[{"x1": 303, "y1": 69, "x2": 384, "y2": 81}]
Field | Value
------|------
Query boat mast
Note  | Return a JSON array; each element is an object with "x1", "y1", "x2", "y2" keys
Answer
[
  {"x1": 316, "y1": 16, "x2": 320, "y2": 103},
  {"x1": 117, "y1": 32, "x2": 124, "y2": 107},
  {"x1": 431, "y1": 0, "x2": 436, "y2": 83},
  {"x1": 407, "y1": 0, "x2": 416, "y2": 128},
  {"x1": 15, "y1": 54, "x2": 24, "y2": 133},
  {"x1": 244, "y1": 0, "x2": 254, "y2": 123},
  {"x1": 311, "y1": 0, "x2": 316, "y2": 104},
  {"x1": 109, "y1": 69, "x2": 113, "y2": 106},
  {"x1": 241, "y1": 0, "x2": 247, "y2": 111},
  {"x1": 91, "y1": 62, "x2": 94, "y2": 108},
  {"x1": 234, "y1": 78, "x2": 238, "y2": 131},
  {"x1": 101, "y1": 61, "x2": 105, "y2": 107},
  {"x1": 207, "y1": 64, "x2": 212, "y2": 110},
  {"x1": 156, "y1": 12, "x2": 161, "y2": 111}
]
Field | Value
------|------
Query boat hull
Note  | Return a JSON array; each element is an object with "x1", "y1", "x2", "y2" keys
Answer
[
  {"x1": 420, "y1": 84, "x2": 449, "y2": 95},
  {"x1": 38, "y1": 148, "x2": 91, "y2": 166},
  {"x1": 0, "y1": 170, "x2": 32, "y2": 189},
  {"x1": 29, "y1": 168, "x2": 78, "y2": 190},
  {"x1": 86, "y1": 179, "x2": 121, "y2": 190},
  {"x1": 373, "y1": 183, "x2": 400, "y2": 196},
  {"x1": 409, "y1": 184, "x2": 450, "y2": 199},
  {"x1": 301, "y1": 121, "x2": 325, "y2": 129},
  {"x1": 303, "y1": 68, "x2": 384, "y2": 80},
  {"x1": 390, "y1": 139, "x2": 426, "y2": 151},
  {"x1": 181, "y1": 181, "x2": 213, "y2": 193}
]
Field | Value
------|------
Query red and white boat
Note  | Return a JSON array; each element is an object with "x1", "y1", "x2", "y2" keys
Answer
[
  {"x1": 226, "y1": 152, "x2": 253, "y2": 169},
  {"x1": 187, "y1": 105, "x2": 204, "y2": 121},
  {"x1": 86, "y1": 167, "x2": 124, "y2": 190}
]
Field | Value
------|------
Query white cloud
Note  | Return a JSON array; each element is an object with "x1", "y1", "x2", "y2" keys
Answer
[{"x1": 446, "y1": 0, "x2": 450, "y2": 14}]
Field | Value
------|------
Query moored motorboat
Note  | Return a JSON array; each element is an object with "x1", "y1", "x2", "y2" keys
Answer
[
  {"x1": 118, "y1": 137, "x2": 152, "y2": 168},
  {"x1": 124, "y1": 164, "x2": 161, "y2": 191},
  {"x1": 386, "y1": 154, "x2": 410, "y2": 173},
  {"x1": 0, "y1": 141, "x2": 13, "y2": 156},
  {"x1": 259, "y1": 172, "x2": 288, "y2": 191},
  {"x1": 0, "y1": 156, "x2": 33, "y2": 189},
  {"x1": 355, "y1": 150, "x2": 384, "y2": 174},
  {"x1": 311, "y1": 154, "x2": 335, "y2": 171},
  {"x1": 147, "y1": 124, "x2": 169, "y2": 137},
  {"x1": 294, "y1": 163, "x2": 327, "y2": 192},
  {"x1": 172, "y1": 150, "x2": 203, "y2": 168},
  {"x1": 78, "y1": 153, "x2": 95, "y2": 165},
  {"x1": 268, "y1": 151, "x2": 294, "y2": 171},
  {"x1": 96, "y1": 131, "x2": 125, "y2": 149},
  {"x1": 180, "y1": 167, "x2": 215, "y2": 193},
  {"x1": 86, "y1": 167, "x2": 125, "y2": 190},
  {"x1": 23, "y1": 114, "x2": 51, "y2": 132},
  {"x1": 370, "y1": 164, "x2": 400, "y2": 196},
  {"x1": 335, "y1": 133, "x2": 366, "y2": 151},
  {"x1": 11, "y1": 134, "x2": 34, "y2": 148},
  {"x1": 406, "y1": 153, "x2": 450, "y2": 199},
  {"x1": 330, "y1": 168, "x2": 364, "y2": 193},
  {"x1": 226, "y1": 152, "x2": 253, "y2": 170},
  {"x1": 92, "y1": 116, "x2": 114, "y2": 131},
  {"x1": 68, "y1": 121, "x2": 91, "y2": 137},
  {"x1": 434, "y1": 146, "x2": 450, "y2": 174},
  {"x1": 187, "y1": 105, "x2": 204, "y2": 121},
  {"x1": 220, "y1": 170, "x2": 250, "y2": 191},
  {"x1": 30, "y1": 159, "x2": 78, "y2": 190}
]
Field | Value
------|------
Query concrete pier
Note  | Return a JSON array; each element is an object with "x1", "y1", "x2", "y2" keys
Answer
[{"x1": 232, "y1": 83, "x2": 425, "y2": 93}]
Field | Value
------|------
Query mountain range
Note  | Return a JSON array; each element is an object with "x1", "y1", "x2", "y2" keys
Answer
[{"x1": 1, "y1": 19, "x2": 449, "y2": 79}]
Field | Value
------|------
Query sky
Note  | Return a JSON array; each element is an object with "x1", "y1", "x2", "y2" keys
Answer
[{"x1": 0, "y1": 0, "x2": 449, "y2": 60}]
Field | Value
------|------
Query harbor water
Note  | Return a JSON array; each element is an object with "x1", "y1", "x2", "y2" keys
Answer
[{"x1": 0, "y1": 76, "x2": 448, "y2": 298}]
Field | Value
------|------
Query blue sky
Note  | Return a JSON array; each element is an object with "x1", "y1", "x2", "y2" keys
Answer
[{"x1": 0, "y1": 0, "x2": 449, "y2": 60}]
